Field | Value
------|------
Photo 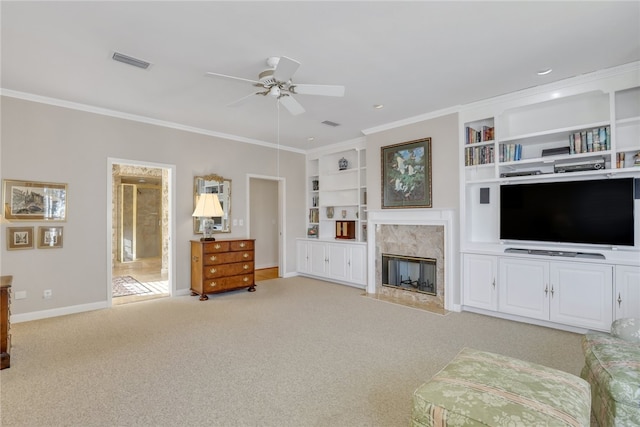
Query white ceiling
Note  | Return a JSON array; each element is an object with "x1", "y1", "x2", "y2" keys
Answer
[{"x1": 2, "y1": 1, "x2": 639, "y2": 152}]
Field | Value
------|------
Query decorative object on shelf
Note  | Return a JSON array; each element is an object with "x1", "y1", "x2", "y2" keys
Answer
[
  {"x1": 338, "y1": 157, "x2": 349, "y2": 171},
  {"x1": 192, "y1": 193, "x2": 224, "y2": 241},
  {"x1": 312, "y1": 179, "x2": 319, "y2": 191},
  {"x1": 307, "y1": 225, "x2": 318, "y2": 238},
  {"x1": 37, "y1": 226, "x2": 63, "y2": 249},
  {"x1": 326, "y1": 206, "x2": 334, "y2": 218},
  {"x1": 381, "y1": 137, "x2": 432, "y2": 209},
  {"x1": 335, "y1": 220, "x2": 356, "y2": 239},
  {"x1": 634, "y1": 151, "x2": 640, "y2": 166},
  {"x1": 2, "y1": 179, "x2": 67, "y2": 221},
  {"x1": 193, "y1": 174, "x2": 231, "y2": 235},
  {"x1": 341, "y1": 209, "x2": 347, "y2": 218},
  {"x1": 617, "y1": 152, "x2": 626, "y2": 169},
  {"x1": 6, "y1": 226, "x2": 34, "y2": 250}
]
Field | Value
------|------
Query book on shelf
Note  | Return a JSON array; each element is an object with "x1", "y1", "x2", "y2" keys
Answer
[
  {"x1": 465, "y1": 145, "x2": 494, "y2": 166},
  {"x1": 465, "y1": 125, "x2": 494, "y2": 144},
  {"x1": 569, "y1": 126, "x2": 610, "y2": 154},
  {"x1": 309, "y1": 208, "x2": 319, "y2": 223},
  {"x1": 500, "y1": 143, "x2": 522, "y2": 162}
]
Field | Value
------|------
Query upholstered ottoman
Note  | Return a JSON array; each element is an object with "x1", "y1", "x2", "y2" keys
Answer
[{"x1": 412, "y1": 348, "x2": 591, "y2": 427}]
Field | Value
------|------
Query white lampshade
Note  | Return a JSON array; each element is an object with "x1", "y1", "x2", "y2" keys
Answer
[{"x1": 192, "y1": 193, "x2": 223, "y2": 217}]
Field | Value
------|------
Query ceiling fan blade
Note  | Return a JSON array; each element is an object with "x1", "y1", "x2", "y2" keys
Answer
[
  {"x1": 273, "y1": 56, "x2": 300, "y2": 82},
  {"x1": 227, "y1": 91, "x2": 265, "y2": 107},
  {"x1": 290, "y1": 84, "x2": 345, "y2": 97},
  {"x1": 279, "y1": 94, "x2": 305, "y2": 116},
  {"x1": 205, "y1": 72, "x2": 261, "y2": 86}
]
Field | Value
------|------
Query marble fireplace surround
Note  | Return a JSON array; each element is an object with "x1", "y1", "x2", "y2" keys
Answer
[{"x1": 366, "y1": 209, "x2": 456, "y2": 312}]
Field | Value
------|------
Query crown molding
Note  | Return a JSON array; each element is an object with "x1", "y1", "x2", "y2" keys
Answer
[{"x1": 0, "y1": 89, "x2": 306, "y2": 155}]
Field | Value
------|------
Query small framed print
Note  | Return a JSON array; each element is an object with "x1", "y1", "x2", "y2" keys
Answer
[
  {"x1": 37, "y1": 226, "x2": 63, "y2": 249},
  {"x1": 7, "y1": 227, "x2": 34, "y2": 250}
]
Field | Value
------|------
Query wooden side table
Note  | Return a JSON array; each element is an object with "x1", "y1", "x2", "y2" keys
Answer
[{"x1": 1, "y1": 275, "x2": 13, "y2": 370}]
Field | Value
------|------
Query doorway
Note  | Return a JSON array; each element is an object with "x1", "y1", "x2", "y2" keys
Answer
[
  {"x1": 109, "y1": 161, "x2": 173, "y2": 305},
  {"x1": 248, "y1": 175, "x2": 285, "y2": 280}
]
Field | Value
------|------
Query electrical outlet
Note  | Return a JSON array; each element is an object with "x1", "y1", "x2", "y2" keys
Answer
[
  {"x1": 239, "y1": 219, "x2": 244, "y2": 226},
  {"x1": 14, "y1": 291, "x2": 27, "y2": 300},
  {"x1": 43, "y1": 289, "x2": 53, "y2": 299}
]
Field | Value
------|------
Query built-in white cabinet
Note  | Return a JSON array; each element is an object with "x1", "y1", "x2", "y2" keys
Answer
[
  {"x1": 615, "y1": 265, "x2": 640, "y2": 319},
  {"x1": 498, "y1": 258, "x2": 613, "y2": 331},
  {"x1": 462, "y1": 254, "x2": 497, "y2": 311},
  {"x1": 296, "y1": 239, "x2": 366, "y2": 288}
]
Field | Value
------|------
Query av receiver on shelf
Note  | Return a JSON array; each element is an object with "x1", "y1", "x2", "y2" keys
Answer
[
  {"x1": 500, "y1": 170, "x2": 542, "y2": 178},
  {"x1": 554, "y1": 158, "x2": 605, "y2": 173}
]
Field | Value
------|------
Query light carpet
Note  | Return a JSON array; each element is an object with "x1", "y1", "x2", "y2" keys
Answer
[{"x1": 0, "y1": 277, "x2": 585, "y2": 426}]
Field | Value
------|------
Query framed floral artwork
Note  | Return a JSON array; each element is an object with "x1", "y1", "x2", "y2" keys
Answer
[{"x1": 381, "y1": 137, "x2": 432, "y2": 208}]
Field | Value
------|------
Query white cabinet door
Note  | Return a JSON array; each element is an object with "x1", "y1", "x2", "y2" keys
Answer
[
  {"x1": 348, "y1": 244, "x2": 367, "y2": 285},
  {"x1": 309, "y1": 241, "x2": 328, "y2": 277},
  {"x1": 499, "y1": 258, "x2": 549, "y2": 321},
  {"x1": 550, "y1": 262, "x2": 613, "y2": 331},
  {"x1": 615, "y1": 265, "x2": 640, "y2": 319},
  {"x1": 463, "y1": 254, "x2": 498, "y2": 311},
  {"x1": 296, "y1": 240, "x2": 310, "y2": 274},
  {"x1": 327, "y1": 243, "x2": 349, "y2": 281}
]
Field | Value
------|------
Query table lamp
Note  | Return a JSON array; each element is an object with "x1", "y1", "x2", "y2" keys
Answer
[{"x1": 192, "y1": 193, "x2": 223, "y2": 241}]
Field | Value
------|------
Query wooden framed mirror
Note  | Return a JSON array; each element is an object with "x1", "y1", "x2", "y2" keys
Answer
[{"x1": 193, "y1": 174, "x2": 231, "y2": 235}]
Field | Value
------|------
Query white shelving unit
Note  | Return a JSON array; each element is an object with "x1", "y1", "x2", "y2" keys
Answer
[{"x1": 459, "y1": 65, "x2": 640, "y2": 332}]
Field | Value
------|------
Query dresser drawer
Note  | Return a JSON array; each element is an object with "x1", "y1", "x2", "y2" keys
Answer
[
  {"x1": 204, "y1": 261, "x2": 254, "y2": 279},
  {"x1": 204, "y1": 274, "x2": 254, "y2": 292},
  {"x1": 203, "y1": 251, "x2": 254, "y2": 265},
  {"x1": 203, "y1": 241, "x2": 230, "y2": 254},
  {"x1": 230, "y1": 240, "x2": 254, "y2": 251}
]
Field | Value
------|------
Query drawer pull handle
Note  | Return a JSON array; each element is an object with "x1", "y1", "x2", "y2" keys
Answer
[
  {"x1": 192, "y1": 256, "x2": 199, "y2": 262},
  {"x1": 214, "y1": 244, "x2": 221, "y2": 249},
  {"x1": 209, "y1": 255, "x2": 217, "y2": 262},
  {"x1": 243, "y1": 253, "x2": 249, "y2": 258},
  {"x1": 210, "y1": 281, "x2": 217, "y2": 288},
  {"x1": 243, "y1": 277, "x2": 249, "y2": 282},
  {"x1": 618, "y1": 293, "x2": 622, "y2": 307},
  {"x1": 243, "y1": 264, "x2": 249, "y2": 270},
  {"x1": 240, "y1": 242, "x2": 246, "y2": 248},
  {"x1": 209, "y1": 268, "x2": 217, "y2": 274}
]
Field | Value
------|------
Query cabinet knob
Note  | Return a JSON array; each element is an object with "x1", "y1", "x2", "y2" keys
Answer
[
  {"x1": 550, "y1": 285, "x2": 555, "y2": 298},
  {"x1": 240, "y1": 242, "x2": 246, "y2": 248},
  {"x1": 214, "y1": 244, "x2": 221, "y2": 249},
  {"x1": 243, "y1": 253, "x2": 249, "y2": 258},
  {"x1": 618, "y1": 293, "x2": 623, "y2": 307},
  {"x1": 544, "y1": 285, "x2": 548, "y2": 296},
  {"x1": 492, "y1": 279, "x2": 496, "y2": 289},
  {"x1": 209, "y1": 255, "x2": 217, "y2": 262},
  {"x1": 243, "y1": 277, "x2": 249, "y2": 282},
  {"x1": 209, "y1": 268, "x2": 217, "y2": 274},
  {"x1": 243, "y1": 264, "x2": 249, "y2": 270}
]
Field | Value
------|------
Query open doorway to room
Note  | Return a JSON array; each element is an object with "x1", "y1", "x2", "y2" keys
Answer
[
  {"x1": 248, "y1": 175, "x2": 285, "y2": 281},
  {"x1": 110, "y1": 161, "x2": 172, "y2": 305}
]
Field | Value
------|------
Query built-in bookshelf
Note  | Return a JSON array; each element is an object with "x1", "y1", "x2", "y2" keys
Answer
[
  {"x1": 464, "y1": 119, "x2": 494, "y2": 166},
  {"x1": 305, "y1": 145, "x2": 366, "y2": 242}
]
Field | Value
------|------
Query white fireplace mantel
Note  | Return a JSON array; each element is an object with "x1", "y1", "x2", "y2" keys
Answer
[{"x1": 366, "y1": 209, "x2": 459, "y2": 312}]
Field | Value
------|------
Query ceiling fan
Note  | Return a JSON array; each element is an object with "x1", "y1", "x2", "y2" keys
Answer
[{"x1": 205, "y1": 56, "x2": 345, "y2": 115}]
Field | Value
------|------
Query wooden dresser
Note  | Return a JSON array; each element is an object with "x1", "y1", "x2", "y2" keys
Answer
[
  {"x1": 1, "y1": 275, "x2": 13, "y2": 370},
  {"x1": 191, "y1": 239, "x2": 256, "y2": 301}
]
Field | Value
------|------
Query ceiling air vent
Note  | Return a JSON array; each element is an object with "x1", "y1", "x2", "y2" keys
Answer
[
  {"x1": 112, "y1": 52, "x2": 151, "y2": 69},
  {"x1": 321, "y1": 120, "x2": 340, "y2": 127}
]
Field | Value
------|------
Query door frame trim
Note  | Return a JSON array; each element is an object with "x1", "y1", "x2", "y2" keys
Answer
[{"x1": 107, "y1": 158, "x2": 176, "y2": 306}]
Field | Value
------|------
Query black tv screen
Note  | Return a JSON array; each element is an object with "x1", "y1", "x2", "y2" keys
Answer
[{"x1": 500, "y1": 178, "x2": 635, "y2": 246}]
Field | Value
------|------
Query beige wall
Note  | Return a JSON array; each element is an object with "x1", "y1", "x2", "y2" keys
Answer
[
  {"x1": 1, "y1": 96, "x2": 306, "y2": 316},
  {"x1": 249, "y1": 178, "x2": 279, "y2": 269},
  {"x1": 365, "y1": 113, "x2": 460, "y2": 211}
]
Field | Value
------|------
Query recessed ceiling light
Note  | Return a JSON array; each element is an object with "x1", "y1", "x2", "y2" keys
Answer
[
  {"x1": 374, "y1": 104, "x2": 384, "y2": 109},
  {"x1": 537, "y1": 68, "x2": 552, "y2": 76}
]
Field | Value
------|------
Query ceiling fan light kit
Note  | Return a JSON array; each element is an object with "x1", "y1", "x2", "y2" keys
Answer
[{"x1": 205, "y1": 56, "x2": 345, "y2": 116}]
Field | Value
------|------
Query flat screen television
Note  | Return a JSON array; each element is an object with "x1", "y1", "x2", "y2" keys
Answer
[{"x1": 500, "y1": 178, "x2": 635, "y2": 246}]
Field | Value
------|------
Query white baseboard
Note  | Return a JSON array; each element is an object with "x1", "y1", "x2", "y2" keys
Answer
[{"x1": 12, "y1": 301, "x2": 109, "y2": 323}]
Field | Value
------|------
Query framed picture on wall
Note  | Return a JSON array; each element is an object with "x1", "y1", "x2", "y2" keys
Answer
[
  {"x1": 7, "y1": 226, "x2": 34, "y2": 250},
  {"x1": 3, "y1": 179, "x2": 67, "y2": 221},
  {"x1": 381, "y1": 137, "x2": 432, "y2": 208},
  {"x1": 37, "y1": 226, "x2": 63, "y2": 249}
]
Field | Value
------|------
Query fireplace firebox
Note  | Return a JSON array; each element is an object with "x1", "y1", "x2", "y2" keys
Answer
[{"x1": 381, "y1": 254, "x2": 436, "y2": 295}]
